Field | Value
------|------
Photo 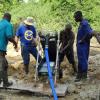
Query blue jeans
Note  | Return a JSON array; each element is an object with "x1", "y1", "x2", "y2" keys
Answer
[{"x1": 21, "y1": 45, "x2": 41, "y2": 65}]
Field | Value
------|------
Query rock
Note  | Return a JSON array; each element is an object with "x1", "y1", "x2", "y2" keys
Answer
[
  {"x1": 77, "y1": 85, "x2": 82, "y2": 89},
  {"x1": 0, "y1": 95, "x2": 5, "y2": 100},
  {"x1": 88, "y1": 91, "x2": 96, "y2": 99},
  {"x1": 89, "y1": 54, "x2": 100, "y2": 66},
  {"x1": 79, "y1": 91, "x2": 88, "y2": 100},
  {"x1": 67, "y1": 84, "x2": 76, "y2": 93}
]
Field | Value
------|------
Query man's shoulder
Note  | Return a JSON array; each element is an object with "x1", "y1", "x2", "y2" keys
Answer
[
  {"x1": 17, "y1": 24, "x2": 25, "y2": 31},
  {"x1": 30, "y1": 25, "x2": 36, "y2": 30},
  {"x1": 60, "y1": 30, "x2": 65, "y2": 34},
  {"x1": 70, "y1": 31, "x2": 74, "y2": 35},
  {"x1": 0, "y1": 19, "x2": 12, "y2": 28},
  {"x1": 18, "y1": 24, "x2": 25, "y2": 28},
  {"x1": 81, "y1": 19, "x2": 89, "y2": 26}
]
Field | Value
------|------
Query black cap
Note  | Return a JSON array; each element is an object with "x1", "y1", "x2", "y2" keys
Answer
[
  {"x1": 3, "y1": 12, "x2": 11, "y2": 22},
  {"x1": 74, "y1": 11, "x2": 82, "y2": 18}
]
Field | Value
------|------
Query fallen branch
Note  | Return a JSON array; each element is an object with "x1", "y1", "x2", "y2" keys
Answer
[{"x1": 90, "y1": 45, "x2": 100, "y2": 48}]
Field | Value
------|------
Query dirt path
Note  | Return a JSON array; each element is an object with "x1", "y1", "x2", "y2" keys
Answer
[{"x1": 0, "y1": 38, "x2": 100, "y2": 100}]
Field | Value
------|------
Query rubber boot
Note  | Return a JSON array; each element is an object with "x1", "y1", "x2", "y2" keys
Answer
[
  {"x1": 0, "y1": 80, "x2": 1, "y2": 84},
  {"x1": 75, "y1": 72, "x2": 82, "y2": 82},
  {"x1": 2, "y1": 70, "x2": 13, "y2": 88},
  {"x1": 72, "y1": 63, "x2": 77, "y2": 75},
  {"x1": 58, "y1": 69, "x2": 63, "y2": 79},
  {"x1": 24, "y1": 64, "x2": 29, "y2": 75},
  {"x1": 3, "y1": 81, "x2": 13, "y2": 88},
  {"x1": 82, "y1": 72, "x2": 87, "y2": 79},
  {"x1": 0, "y1": 71, "x2": 2, "y2": 84}
]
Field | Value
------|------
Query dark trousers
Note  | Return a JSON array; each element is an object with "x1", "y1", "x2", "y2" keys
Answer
[
  {"x1": 0, "y1": 55, "x2": 8, "y2": 84},
  {"x1": 59, "y1": 47, "x2": 76, "y2": 72},
  {"x1": 77, "y1": 43, "x2": 89, "y2": 74},
  {"x1": 21, "y1": 45, "x2": 41, "y2": 74}
]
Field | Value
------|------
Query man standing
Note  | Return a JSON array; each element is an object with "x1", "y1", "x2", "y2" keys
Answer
[
  {"x1": 15, "y1": 17, "x2": 41, "y2": 75},
  {"x1": 0, "y1": 13, "x2": 17, "y2": 87},
  {"x1": 74, "y1": 11, "x2": 93, "y2": 82},
  {"x1": 59, "y1": 24, "x2": 77, "y2": 78}
]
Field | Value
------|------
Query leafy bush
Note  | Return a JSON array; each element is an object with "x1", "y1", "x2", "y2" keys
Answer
[{"x1": 0, "y1": 0, "x2": 100, "y2": 31}]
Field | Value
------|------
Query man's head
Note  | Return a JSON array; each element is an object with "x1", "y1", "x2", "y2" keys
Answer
[
  {"x1": 3, "y1": 13, "x2": 11, "y2": 22},
  {"x1": 24, "y1": 17, "x2": 34, "y2": 26},
  {"x1": 74, "y1": 11, "x2": 83, "y2": 22},
  {"x1": 65, "y1": 23, "x2": 72, "y2": 31}
]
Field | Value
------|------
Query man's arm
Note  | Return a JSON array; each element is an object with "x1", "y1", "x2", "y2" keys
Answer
[
  {"x1": 14, "y1": 36, "x2": 19, "y2": 51},
  {"x1": 15, "y1": 36, "x2": 19, "y2": 44},
  {"x1": 78, "y1": 33, "x2": 88, "y2": 43},
  {"x1": 59, "y1": 30, "x2": 71, "y2": 53},
  {"x1": 61, "y1": 31, "x2": 75, "y2": 52},
  {"x1": 8, "y1": 37, "x2": 17, "y2": 49},
  {"x1": 78, "y1": 31, "x2": 100, "y2": 44},
  {"x1": 78, "y1": 23, "x2": 93, "y2": 43},
  {"x1": 92, "y1": 31, "x2": 100, "y2": 44},
  {"x1": 60, "y1": 43, "x2": 69, "y2": 53},
  {"x1": 6, "y1": 24, "x2": 18, "y2": 50},
  {"x1": 68, "y1": 31, "x2": 75, "y2": 46}
]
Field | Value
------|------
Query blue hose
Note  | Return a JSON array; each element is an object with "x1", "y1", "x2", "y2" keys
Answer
[{"x1": 45, "y1": 47, "x2": 58, "y2": 100}]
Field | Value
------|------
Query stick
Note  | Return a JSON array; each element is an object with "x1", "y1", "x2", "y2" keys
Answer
[
  {"x1": 90, "y1": 46, "x2": 100, "y2": 48},
  {"x1": 55, "y1": 32, "x2": 60, "y2": 85},
  {"x1": 34, "y1": 35, "x2": 40, "y2": 87}
]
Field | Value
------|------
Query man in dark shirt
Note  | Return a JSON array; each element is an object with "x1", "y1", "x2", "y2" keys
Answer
[{"x1": 59, "y1": 24, "x2": 77, "y2": 77}]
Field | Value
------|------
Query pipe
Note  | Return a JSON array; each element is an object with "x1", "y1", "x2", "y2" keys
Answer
[{"x1": 45, "y1": 47, "x2": 58, "y2": 100}]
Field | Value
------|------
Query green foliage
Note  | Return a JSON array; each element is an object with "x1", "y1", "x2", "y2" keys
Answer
[
  {"x1": 0, "y1": 0, "x2": 100, "y2": 31},
  {"x1": 0, "y1": 0, "x2": 20, "y2": 16}
]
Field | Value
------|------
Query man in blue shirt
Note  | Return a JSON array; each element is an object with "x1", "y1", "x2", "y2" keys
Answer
[
  {"x1": 0, "y1": 13, "x2": 17, "y2": 88},
  {"x1": 15, "y1": 17, "x2": 41, "y2": 75},
  {"x1": 74, "y1": 11, "x2": 93, "y2": 82},
  {"x1": 74, "y1": 11, "x2": 100, "y2": 82}
]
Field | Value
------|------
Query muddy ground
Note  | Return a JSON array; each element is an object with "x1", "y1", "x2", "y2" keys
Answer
[{"x1": 0, "y1": 38, "x2": 100, "y2": 100}]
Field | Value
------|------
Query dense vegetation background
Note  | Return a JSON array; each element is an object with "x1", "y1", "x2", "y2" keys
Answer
[{"x1": 0, "y1": 0, "x2": 100, "y2": 32}]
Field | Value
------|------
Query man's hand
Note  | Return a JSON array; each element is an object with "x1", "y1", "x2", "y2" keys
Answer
[
  {"x1": 59, "y1": 44, "x2": 69, "y2": 53},
  {"x1": 15, "y1": 47, "x2": 19, "y2": 52},
  {"x1": 95, "y1": 34, "x2": 100, "y2": 44},
  {"x1": 78, "y1": 40, "x2": 83, "y2": 44},
  {"x1": 92, "y1": 31, "x2": 100, "y2": 44},
  {"x1": 59, "y1": 48, "x2": 63, "y2": 53},
  {"x1": 92, "y1": 30, "x2": 97, "y2": 36},
  {"x1": 32, "y1": 38, "x2": 38, "y2": 46},
  {"x1": 13, "y1": 43, "x2": 19, "y2": 52},
  {"x1": 8, "y1": 38, "x2": 18, "y2": 51},
  {"x1": 13, "y1": 42, "x2": 17, "y2": 49}
]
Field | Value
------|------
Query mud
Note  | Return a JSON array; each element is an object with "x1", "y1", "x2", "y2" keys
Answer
[{"x1": 0, "y1": 37, "x2": 100, "y2": 100}]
